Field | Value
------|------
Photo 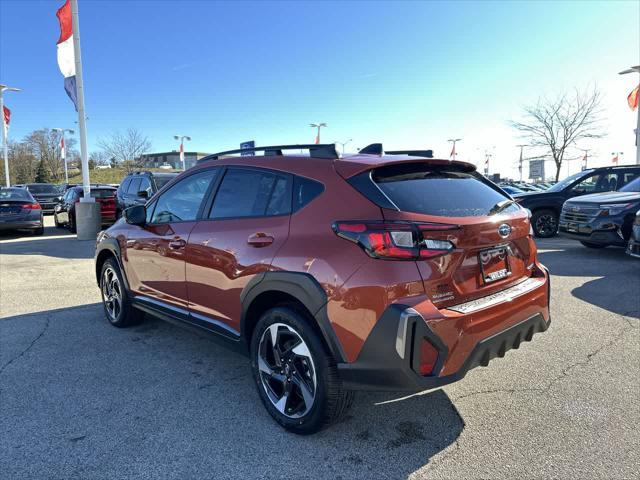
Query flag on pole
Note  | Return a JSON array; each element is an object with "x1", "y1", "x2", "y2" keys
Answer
[
  {"x1": 315, "y1": 134, "x2": 320, "y2": 145},
  {"x1": 56, "y1": 0, "x2": 78, "y2": 111},
  {"x1": 60, "y1": 136, "x2": 65, "y2": 158},
  {"x1": 612, "y1": 154, "x2": 619, "y2": 165},
  {"x1": 179, "y1": 142, "x2": 185, "y2": 167},
  {"x1": 2, "y1": 106, "x2": 9, "y2": 137},
  {"x1": 628, "y1": 84, "x2": 639, "y2": 111}
]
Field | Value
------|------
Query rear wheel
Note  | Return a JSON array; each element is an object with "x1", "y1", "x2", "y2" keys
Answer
[
  {"x1": 532, "y1": 209, "x2": 558, "y2": 238},
  {"x1": 32, "y1": 225, "x2": 44, "y2": 236},
  {"x1": 580, "y1": 241, "x2": 607, "y2": 249},
  {"x1": 100, "y1": 258, "x2": 144, "y2": 327},
  {"x1": 250, "y1": 306, "x2": 353, "y2": 434}
]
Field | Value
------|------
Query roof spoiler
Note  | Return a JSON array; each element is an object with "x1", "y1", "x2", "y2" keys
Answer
[
  {"x1": 199, "y1": 144, "x2": 339, "y2": 163},
  {"x1": 359, "y1": 144, "x2": 434, "y2": 158}
]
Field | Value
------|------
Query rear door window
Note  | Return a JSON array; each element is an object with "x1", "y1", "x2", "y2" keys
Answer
[
  {"x1": 370, "y1": 163, "x2": 516, "y2": 217},
  {"x1": 119, "y1": 177, "x2": 131, "y2": 195},
  {"x1": 210, "y1": 168, "x2": 291, "y2": 219}
]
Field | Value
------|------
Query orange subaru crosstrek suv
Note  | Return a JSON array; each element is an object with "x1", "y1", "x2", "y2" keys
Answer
[{"x1": 95, "y1": 143, "x2": 550, "y2": 434}]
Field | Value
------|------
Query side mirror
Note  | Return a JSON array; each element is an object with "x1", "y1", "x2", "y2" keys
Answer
[
  {"x1": 137, "y1": 190, "x2": 149, "y2": 200},
  {"x1": 124, "y1": 205, "x2": 146, "y2": 226}
]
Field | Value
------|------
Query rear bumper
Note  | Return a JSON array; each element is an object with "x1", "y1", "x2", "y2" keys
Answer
[
  {"x1": 338, "y1": 274, "x2": 550, "y2": 391},
  {"x1": 0, "y1": 220, "x2": 43, "y2": 231}
]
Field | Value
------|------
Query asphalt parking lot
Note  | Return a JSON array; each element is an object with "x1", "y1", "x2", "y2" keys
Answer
[{"x1": 1, "y1": 217, "x2": 638, "y2": 480}]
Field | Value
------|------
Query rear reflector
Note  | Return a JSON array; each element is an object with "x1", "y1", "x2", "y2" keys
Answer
[
  {"x1": 22, "y1": 203, "x2": 41, "y2": 210},
  {"x1": 419, "y1": 338, "x2": 439, "y2": 375},
  {"x1": 333, "y1": 221, "x2": 456, "y2": 260}
]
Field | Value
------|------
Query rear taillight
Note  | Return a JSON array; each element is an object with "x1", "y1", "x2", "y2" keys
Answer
[
  {"x1": 22, "y1": 203, "x2": 41, "y2": 210},
  {"x1": 333, "y1": 221, "x2": 457, "y2": 260},
  {"x1": 419, "y1": 338, "x2": 439, "y2": 376}
]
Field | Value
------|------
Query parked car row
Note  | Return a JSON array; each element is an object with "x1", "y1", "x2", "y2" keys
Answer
[
  {"x1": 512, "y1": 165, "x2": 640, "y2": 255},
  {"x1": 0, "y1": 187, "x2": 44, "y2": 235}
]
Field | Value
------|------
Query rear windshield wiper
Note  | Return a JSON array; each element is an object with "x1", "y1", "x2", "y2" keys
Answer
[{"x1": 489, "y1": 199, "x2": 515, "y2": 215}]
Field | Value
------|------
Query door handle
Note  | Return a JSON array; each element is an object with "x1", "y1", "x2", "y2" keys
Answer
[
  {"x1": 247, "y1": 233, "x2": 274, "y2": 247},
  {"x1": 168, "y1": 238, "x2": 186, "y2": 249}
]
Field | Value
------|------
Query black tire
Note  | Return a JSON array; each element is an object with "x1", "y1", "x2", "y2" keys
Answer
[
  {"x1": 531, "y1": 209, "x2": 558, "y2": 238},
  {"x1": 99, "y1": 258, "x2": 144, "y2": 328},
  {"x1": 580, "y1": 241, "x2": 607, "y2": 249},
  {"x1": 68, "y1": 213, "x2": 76, "y2": 233},
  {"x1": 32, "y1": 225, "x2": 44, "y2": 236},
  {"x1": 250, "y1": 306, "x2": 353, "y2": 435}
]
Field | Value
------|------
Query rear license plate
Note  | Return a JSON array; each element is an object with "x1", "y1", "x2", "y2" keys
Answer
[{"x1": 479, "y1": 246, "x2": 511, "y2": 284}]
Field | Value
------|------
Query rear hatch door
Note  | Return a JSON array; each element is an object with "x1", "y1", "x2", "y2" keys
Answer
[{"x1": 363, "y1": 162, "x2": 535, "y2": 308}]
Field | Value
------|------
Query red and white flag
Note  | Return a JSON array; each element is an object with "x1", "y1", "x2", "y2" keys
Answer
[
  {"x1": 628, "y1": 84, "x2": 639, "y2": 111},
  {"x1": 179, "y1": 142, "x2": 184, "y2": 166},
  {"x1": 2, "y1": 106, "x2": 10, "y2": 137},
  {"x1": 612, "y1": 154, "x2": 619, "y2": 165},
  {"x1": 56, "y1": 0, "x2": 78, "y2": 110},
  {"x1": 60, "y1": 136, "x2": 65, "y2": 158}
]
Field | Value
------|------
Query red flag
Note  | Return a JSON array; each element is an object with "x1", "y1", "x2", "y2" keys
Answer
[
  {"x1": 2, "y1": 106, "x2": 10, "y2": 127},
  {"x1": 612, "y1": 154, "x2": 619, "y2": 165},
  {"x1": 56, "y1": 0, "x2": 72, "y2": 45},
  {"x1": 628, "y1": 84, "x2": 639, "y2": 111},
  {"x1": 315, "y1": 135, "x2": 319, "y2": 145}
]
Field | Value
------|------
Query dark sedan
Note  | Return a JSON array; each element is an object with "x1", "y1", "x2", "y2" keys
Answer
[
  {"x1": 0, "y1": 188, "x2": 44, "y2": 235},
  {"x1": 559, "y1": 176, "x2": 640, "y2": 249},
  {"x1": 20, "y1": 183, "x2": 61, "y2": 214}
]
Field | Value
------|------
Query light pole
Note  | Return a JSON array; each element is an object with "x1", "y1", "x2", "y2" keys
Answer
[
  {"x1": 334, "y1": 139, "x2": 352, "y2": 155},
  {"x1": 52, "y1": 128, "x2": 75, "y2": 183},
  {"x1": 174, "y1": 135, "x2": 191, "y2": 170},
  {"x1": 0, "y1": 84, "x2": 21, "y2": 187},
  {"x1": 517, "y1": 145, "x2": 527, "y2": 181},
  {"x1": 619, "y1": 66, "x2": 640, "y2": 165},
  {"x1": 310, "y1": 123, "x2": 327, "y2": 144},
  {"x1": 447, "y1": 138, "x2": 462, "y2": 160}
]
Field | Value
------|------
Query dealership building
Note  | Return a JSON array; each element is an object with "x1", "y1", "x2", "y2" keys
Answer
[{"x1": 138, "y1": 151, "x2": 211, "y2": 170}]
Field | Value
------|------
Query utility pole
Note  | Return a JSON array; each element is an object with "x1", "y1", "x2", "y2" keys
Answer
[
  {"x1": 310, "y1": 123, "x2": 327, "y2": 144},
  {"x1": 0, "y1": 84, "x2": 21, "y2": 187},
  {"x1": 52, "y1": 128, "x2": 75, "y2": 183},
  {"x1": 619, "y1": 66, "x2": 640, "y2": 165},
  {"x1": 174, "y1": 135, "x2": 191, "y2": 170},
  {"x1": 448, "y1": 138, "x2": 462, "y2": 160}
]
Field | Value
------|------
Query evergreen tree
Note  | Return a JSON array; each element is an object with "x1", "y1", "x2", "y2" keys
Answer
[{"x1": 34, "y1": 159, "x2": 51, "y2": 183}]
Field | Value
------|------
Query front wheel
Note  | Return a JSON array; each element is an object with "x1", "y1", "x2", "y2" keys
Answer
[
  {"x1": 532, "y1": 209, "x2": 558, "y2": 238},
  {"x1": 250, "y1": 307, "x2": 353, "y2": 434},
  {"x1": 580, "y1": 241, "x2": 607, "y2": 249}
]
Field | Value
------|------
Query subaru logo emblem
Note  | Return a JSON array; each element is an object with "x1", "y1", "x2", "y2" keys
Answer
[{"x1": 498, "y1": 223, "x2": 511, "y2": 238}]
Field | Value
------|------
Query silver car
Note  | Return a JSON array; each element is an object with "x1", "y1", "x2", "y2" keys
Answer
[{"x1": 0, "y1": 187, "x2": 44, "y2": 235}]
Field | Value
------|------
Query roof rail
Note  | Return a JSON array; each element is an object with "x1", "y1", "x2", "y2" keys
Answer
[
  {"x1": 358, "y1": 144, "x2": 434, "y2": 158},
  {"x1": 199, "y1": 144, "x2": 339, "y2": 163}
]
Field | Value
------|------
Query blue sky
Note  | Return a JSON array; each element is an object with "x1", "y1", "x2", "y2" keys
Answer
[{"x1": 1, "y1": 0, "x2": 638, "y2": 179}]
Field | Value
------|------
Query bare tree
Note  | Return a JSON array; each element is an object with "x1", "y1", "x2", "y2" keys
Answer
[
  {"x1": 98, "y1": 129, "x2": 151, "y2": 173},
  {"x1": 89, "y1": 150, "x2": 110, "y2": 166},
  {"x1": 24, "y1": 129, "x2": 75, "y2": 181},
  {"x1": 510, "y1": 87, "x2": 605, "y2": 181}
]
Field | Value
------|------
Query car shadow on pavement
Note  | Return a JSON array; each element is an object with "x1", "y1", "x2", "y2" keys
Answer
[
  {"x1": 0, "y1": 224, "x2": 93, "y2": 260},
  {"x1": 537, "y1": 241, "x2": 640, "y2": 318},
  {"x1": 0, "y1": 304, "x2": 463, "y2": 479}
]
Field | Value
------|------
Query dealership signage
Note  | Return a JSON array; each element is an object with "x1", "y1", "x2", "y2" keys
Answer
[
  {"x1": 240, "y1": 140, "x2": 255, "y2": 156},
  {"x1": 529, "y1": 160, "x2": 545, "y2": 179}
]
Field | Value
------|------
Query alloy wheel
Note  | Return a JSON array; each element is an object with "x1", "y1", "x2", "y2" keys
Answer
[
  {"x1": 101, "y1": 266, "x2": 122, "y2": 321},
  {"x1": 257, "y1": 323, "x2": 317, "y2": 419},
  {"x1": 535, "y1": 214, "x2": 557, "y2": 236}
]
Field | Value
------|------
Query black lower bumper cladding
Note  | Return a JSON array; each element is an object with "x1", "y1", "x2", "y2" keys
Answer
[{"x1": 338, "y1": 304, "x2": 550, "y2": 392}]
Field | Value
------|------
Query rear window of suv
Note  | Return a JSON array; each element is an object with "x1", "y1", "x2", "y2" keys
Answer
[{"x1": 371, "y1": 163, "x2": 517, "y2": 217}]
